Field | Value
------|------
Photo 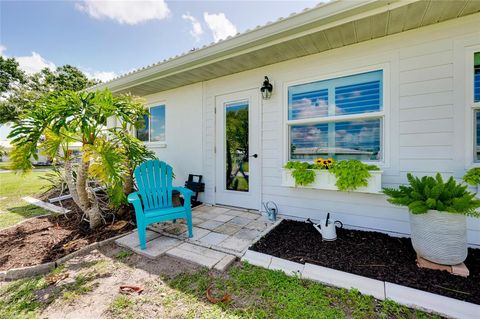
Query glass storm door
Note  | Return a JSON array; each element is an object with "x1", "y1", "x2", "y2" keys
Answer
[{"x1": 215, "y1": 89, "x2": 261, "y2": 210}]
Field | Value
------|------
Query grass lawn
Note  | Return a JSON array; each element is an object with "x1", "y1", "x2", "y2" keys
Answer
[
  {"x1": 0, "y1": 171, "x2": 51, "y2": 229},
  {"x1": 0, "y1": 250, "x2": 441, "y2": 319}
]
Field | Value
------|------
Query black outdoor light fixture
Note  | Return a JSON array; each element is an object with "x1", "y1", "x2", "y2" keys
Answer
[{"x1": 260, "y1": 76, "x2": 273, "y2": 100}]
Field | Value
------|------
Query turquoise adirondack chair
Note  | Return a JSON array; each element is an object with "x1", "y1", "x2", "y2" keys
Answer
[{"x1": 128, "y1": 160, "x2": 193, "y2": 250}]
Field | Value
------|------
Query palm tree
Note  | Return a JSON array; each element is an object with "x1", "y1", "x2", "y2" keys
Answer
[{"x1": 8, "y1": 89, "x2": 154, "y2": 229}]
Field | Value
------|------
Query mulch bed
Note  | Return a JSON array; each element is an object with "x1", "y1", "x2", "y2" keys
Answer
[
  {"x1": 0, "y1": 199, "x2": 134, "y2": 271},
  {"x1": 251, "y1": 220, "x2": 480, "y2": 305}
]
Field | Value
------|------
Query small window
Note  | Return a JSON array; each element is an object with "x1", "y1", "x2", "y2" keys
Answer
[
  {"x1": 287, "y1": 70, "x2": 383, "y2": 161},
  {"x1": 136, "y1": 105, "x2": 165, "y2": 143}
]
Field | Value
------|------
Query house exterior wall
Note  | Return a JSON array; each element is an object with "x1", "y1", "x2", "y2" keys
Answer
[
  {"x1": 141, "y1": 83, "x2": 204, "y2": 197},
  {"x1": 133, "y1": 13, "x2": 480, "y2": 246}
]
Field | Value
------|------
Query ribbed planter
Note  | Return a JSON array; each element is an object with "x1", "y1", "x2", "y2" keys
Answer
[{"x1": 409, "y1": 210, "x2": 467, "y2": 265}]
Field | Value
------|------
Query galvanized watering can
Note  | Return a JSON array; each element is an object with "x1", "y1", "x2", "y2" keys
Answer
[{"x1": 308, "y1": 213, "x2": 343, "y2": 241}]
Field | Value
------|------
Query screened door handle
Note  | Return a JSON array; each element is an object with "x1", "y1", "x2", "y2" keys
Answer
[{"x1": 250, "y1": 154, "x2": 258, "y2": 158}]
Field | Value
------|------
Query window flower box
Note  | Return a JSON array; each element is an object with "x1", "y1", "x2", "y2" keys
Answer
[{"x1": 281, "y1": 169, "x2": 383, "y2": 194}]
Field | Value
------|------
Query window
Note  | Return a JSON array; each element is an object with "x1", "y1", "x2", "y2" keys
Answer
[
  {"x1": 287, "y1": 70, "x2": 383, "y2": 161},
  {"x1": 473, "y1": 53, "x2": 480, "y2": 161},
  {"x1": 136, "y1": 105, "x2": 165, "y2": 143}
]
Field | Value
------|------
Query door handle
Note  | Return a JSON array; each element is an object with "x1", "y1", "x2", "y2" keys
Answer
[{"x1": 250, "y1": 154, "x2": 258, "y2": 158}]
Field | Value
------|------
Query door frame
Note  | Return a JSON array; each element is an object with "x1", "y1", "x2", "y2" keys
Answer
[{"x1": 214, "y1": 88, "x2": 262, "y2": 210}]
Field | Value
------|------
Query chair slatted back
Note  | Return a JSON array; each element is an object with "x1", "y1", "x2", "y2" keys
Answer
[{"x1": 134, "y1": 160, "x2": 173, "y2": 210}]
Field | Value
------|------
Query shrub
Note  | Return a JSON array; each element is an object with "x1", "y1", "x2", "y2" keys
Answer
[
  {"x1": 463, "y1": 167, "x2": 480, "y2": 186},
  {"x1": 383, "y1": 173, "x2": 480, "y2": 217}
]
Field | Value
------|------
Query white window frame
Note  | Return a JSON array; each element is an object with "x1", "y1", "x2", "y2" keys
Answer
[
  {"x1": 283, "y1": 64, "x2": 389, "y2": 166},
  {"x1": 136, "y1": 103, "x2": 167, "y2": 147},
  {"x1": 468, "y1": 47, "x2": 480, "y2": 164},
  {"x1": 462, "y1": 45, "x2": 480, "y2": 169}
]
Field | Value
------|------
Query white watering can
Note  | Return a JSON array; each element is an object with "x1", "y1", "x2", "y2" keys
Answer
[{"x1": 307, "y1": 213, "x2": 343, "y2": 241}]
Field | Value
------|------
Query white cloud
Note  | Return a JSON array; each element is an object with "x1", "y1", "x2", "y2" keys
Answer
[
  {"x1": 0, "y1": 45, "x2": 6, "y2": 56},
  {"x1": 203, "y1": 12, "x2": 237, "y2": 42},
  {"x1": 84, "y1": 70, "x2": 117, "y2": 83},
  {"x1": 182, "y1": 13, "x2": 203, "y2": 41},
  {"x1": 16, "y1": 52, "x2": 56, "y2": 75},
  {"x1": 75, "y1": 0, "x2": 170, "y2": 25}
]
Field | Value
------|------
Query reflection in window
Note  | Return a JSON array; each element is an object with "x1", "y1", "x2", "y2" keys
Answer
[
  {"x1": 136, "y1": 105, "x2": 165, "y2": 143},
  {"x1": 290, "y1": 119, "x2": 381, "y2": 161},
  {"x1": 225, "y1": 101, "x2": 249, "y2": 192}
]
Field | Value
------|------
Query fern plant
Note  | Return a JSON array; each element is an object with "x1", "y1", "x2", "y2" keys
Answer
[
  {"x1": 329, "y1": 160, "x2": 377, "y2": 191},
  {"x1": 463, "y1": 167, "x2": 480, "y2": 186},
  {"x1": 383, "y1": 173, "x2": 480, "y2": 217}
]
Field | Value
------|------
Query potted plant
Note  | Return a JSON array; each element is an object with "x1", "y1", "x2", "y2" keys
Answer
[
  {"x1": 282, "y1": 158, "x2": 382, "y2": 193},
  {"x1": 463, "y1": 167, "x2": 480, "y2": 196},
  {"x1": 383, "y1": 173, "x2": 480, "y2": 265}
]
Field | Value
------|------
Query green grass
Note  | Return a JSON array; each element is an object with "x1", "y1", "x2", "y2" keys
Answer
[
  {"x1": 115, "y1": 250, "x2": 133, "y2": 261},
  {"x1": 108, "y1": 263, "x2": 442, "y2": 319},
  {"x1": 0, "y1": 171, "x2": 52, "y2": 229}
]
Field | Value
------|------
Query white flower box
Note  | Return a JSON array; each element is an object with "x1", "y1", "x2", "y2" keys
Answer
[{"x1": 281, "y1": 169, "x2": 383, "y2": 194}]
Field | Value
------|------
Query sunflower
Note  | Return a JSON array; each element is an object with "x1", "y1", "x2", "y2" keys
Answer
[
  {"x1": 322, "y1": 158, "x2": 334, "y2": 169},
  {"x1": 314, "y1": 157, "x2": 324, "y2": 165}
]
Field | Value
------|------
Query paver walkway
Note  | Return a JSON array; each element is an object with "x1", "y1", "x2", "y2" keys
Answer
[{"x1": 115, "y1": 205, "x2": 281, "y2": 271}]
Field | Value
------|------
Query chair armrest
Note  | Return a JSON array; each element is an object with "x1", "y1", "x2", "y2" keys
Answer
[
  {"x1": 172, "y1": 187, "x2": 193, "y2": 208},
  {"x1": 127, "y1": 192, "x2": 144, "y2": 213}
]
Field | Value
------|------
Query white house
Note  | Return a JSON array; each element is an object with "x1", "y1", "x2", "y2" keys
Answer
[{"x1": 95, "y1": 0, "x2": 480, "y2": 246}]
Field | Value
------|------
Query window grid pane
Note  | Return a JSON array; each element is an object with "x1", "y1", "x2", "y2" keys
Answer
[
  {"x1": 476, "y1": 110, "x2": 480, "y2": 162},
  {"x1": 475, "y1": 52, "x2": 480, "y2": 103},
  {"x1": 290, "y1": 118, "x2": 382, "y2": 161},
  {"x1": 150, "y1": 105, "x2": 165, "y2": 142},
  {"x1": 136, "y1": 114, "x2": 149, "y2": 142},
  {"x1": 288, "y1": 70, "x2": 383, "y2": 120}
]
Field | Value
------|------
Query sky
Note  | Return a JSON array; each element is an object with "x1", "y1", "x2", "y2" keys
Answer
[{"x1": 0, "y1": 0, "x2": 319, "y2": 83}]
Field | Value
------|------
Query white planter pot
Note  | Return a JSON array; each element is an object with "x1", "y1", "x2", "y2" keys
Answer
[
  {"x1": 409, "y1": 210, "x2": 467, "y2": 265},
  {"x1": 281, "y1": 169, "x2": 382, "y2": 194}
]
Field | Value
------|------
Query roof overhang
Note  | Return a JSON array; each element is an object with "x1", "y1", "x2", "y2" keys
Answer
[{"x1": 91, "y1": 0, "x2": 480, "y2": 96}]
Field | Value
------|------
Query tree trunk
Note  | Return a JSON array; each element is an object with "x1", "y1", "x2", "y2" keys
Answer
[{"x1": 64, "y1": 159, "x2": 82, "y2": 209}]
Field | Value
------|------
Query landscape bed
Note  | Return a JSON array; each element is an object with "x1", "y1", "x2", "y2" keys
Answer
[
  {"x1": 250, "y1": 220, "x2": 480, "y2": 305},
  {"x1": 0, "y1": 199, "x2": 134, "y2": 271}
]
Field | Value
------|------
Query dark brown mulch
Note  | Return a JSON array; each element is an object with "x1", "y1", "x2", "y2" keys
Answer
[
  {"x1": 251, "y1": 220, "x2": 480, "y2": 305},
  {"x1": 0, "y1": 199, "x2": 134, "y2": 271}
]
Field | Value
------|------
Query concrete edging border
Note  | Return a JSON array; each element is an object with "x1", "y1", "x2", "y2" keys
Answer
[
  {"x1": 241, "y1": 249, "x2": 479, "y2": 319},
  {"x1": 0, "y1": 231, "x2": 132, "y2": 281}
]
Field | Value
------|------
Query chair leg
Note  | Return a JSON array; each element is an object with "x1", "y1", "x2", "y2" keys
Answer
[
  {"x1": 138, "y1": 222, "x2": 147, "y2": 250},
  {"x1": 186, "y1": 210, "x2": 193, "y2": 238}
]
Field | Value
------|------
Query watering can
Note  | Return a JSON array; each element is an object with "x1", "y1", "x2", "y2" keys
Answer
[{"x1": 307, "y1": 213, "x2": 343, "y2": 241}]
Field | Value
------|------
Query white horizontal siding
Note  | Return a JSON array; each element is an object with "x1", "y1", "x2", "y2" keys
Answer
[{"x1": 138, "y1": 14, "x2": 480, "y2": 246}]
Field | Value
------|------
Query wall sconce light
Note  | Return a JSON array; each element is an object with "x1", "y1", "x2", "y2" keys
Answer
[{"x1": 260, "y1": 76, "x2": 273, "y2": 100}]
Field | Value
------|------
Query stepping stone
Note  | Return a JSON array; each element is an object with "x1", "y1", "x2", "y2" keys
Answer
[
  {"x1": 189, "y1": 227, "x2": 211, "y2": 241},
  {"x1": 245, "y1": 219, "x2": 269, "y2": 231},
  {"x1": 228, "y1": 216, "x2": 252, "y2": 227},
  {"x1": 166, "y1": 243, "x2": 227, "y2": 269},
  {"x1": 192, "y1": 217, "x2": 206, "y2": 225},
  {"x1": 215, "y1": 223, "x2": 242, "y2": 236},
  {"x1": 116, "y1": 230, "x2": 161, "y2": 248},
  {"x1": 224, "y1": 209, "x2": 245, "y2": 217},
  {"x1": 218, "y1": 236, "x2": 251, "y2": 252},
  {"x1": 209, "y1": 207, "x2": 230, "y2": 214},
  {"x1": 198, "y1": 220, "x2": 225, "y2": 230},
  {"x1": 212, "y1": 214, "x2": 235, "y2": 222},
  {"x1": 234, "y1": 228, "x2": 261, "y2": 241},
  {"x1": 130, "y1": 236, "x2": 182, "y2": 259},
  {"x1": 238, "y1": 211, "x2": 260, "y2": 220},
  {"x1": 199, "y1": 232, "x2": 229, "y2": 246}
]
